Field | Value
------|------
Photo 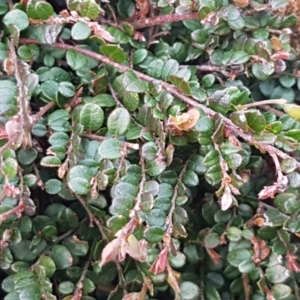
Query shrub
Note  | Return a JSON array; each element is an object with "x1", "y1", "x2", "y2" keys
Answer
[{"x1": 0, "y1": 0, "x2": 300, "y2": 299}]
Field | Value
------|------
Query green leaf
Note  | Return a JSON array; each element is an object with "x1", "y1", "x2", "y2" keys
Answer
[
  {"x1": 83, "y1": 278, "x2": 95, "y2": 294},
  {"x1": 123, "y1": 92, "x2": 140, "y2": 111},
  {"x1": 279, "y1": 74, "x2": 296, "y2": 88},
  {"x1": 66, "y1": 49, "x2": 88, "y2": 70},
  {"x1": 147, "y1": 59, "x2": 164, "y2": 78},
  {"x1": 0, "y1": 0, "x2": 8, "y2": 15},
  {"x1": 180, "y1": 281, "x2": 201, "y2": 300},
  {"x1": 204, "y1": 285, "x2": 221, "y2": 300},
  {"x1": 40, "y1": 156, "x2": 61, "y2": 167},
  {"x1": 205, "y1": 165, "x2": 222, "y2": 186},
  {"x1": 238, "y1": 260, "x2": 255, "y2": 273},
  {"x1": 227, "y1": 227, "x2": 242, "y2": 242},
  {"x1": 100, "y1": 45, "x2": 127, "y2": 63},
  {"x1": 3, "y1": 158, "x2": 18, "y2": 178},
  {"x1": 3, "y1": 9, "x2": 29, "y2": 31},
  {"x1": 209, "y1": 88, "x2": 233, "y2": 115},
  {"x1": 182, "y1": 170, "x2": 199, "y2": 187},
  {"x1": 274, "y1": 193, "x2": 300, "y2": 214},
  {"x1": 252, "y1": 63, "x2": 274, "y2": 80},
  {"x1": 204, "y1": 232, "x2": 219, "y2": 249},
  {"x1": 123, "y1": 70, "x2": 147, "y2": 93},
  {"x1": 48, "y1": 109, "x2": 71, "y2": 132},
  {"x1": 10, "y1": 240, "x2": 37, "y2": 262},
  {"x1": 280, "y1": 158, "x2": 297, "y2": 174},
  {"x1": 133, "y1": 49, "x2": 148, "y2": 64},
  {"x1": 50, "y1": 245, "x2": 73, "y2": 269},
  {"x1": 35, "y1": 2, "x2": 54, "y2": 20},
  {"x1": 271, "y1": 87, "x2": 295, "y2": 104},
  {"x1": 62, "y1": 236, "x2": 89, "y2": 256},
  {"x1": 144, "y1": 226, "x2": 164, "y2": 243},
  {"x1": 266, "y1": 265, "x2": 290, "y2": 283},
  {"x1": 271, "y1": 284, "x2": 292, "y2": 299},
  {"x1": 38, "y1": 256, "x2": 56, "y2": 277},
  {"x1": 245, "y1": 110, "x2": 266, "y2": 133},
  {"x1": 71, "y1": 22, "x2": 91, "y2": 40},
  {"x1": 110, "y1": 195, "x2": 134, "y2": 217},
  {"x1": 59, "y1": 281, "x2": 74, "y2": 294},
  {"x1": 169, "y1": 251, "x2": 186, "y2": 268},
  {"x1": 117, "y1": 0, "x2": 135, "y2": 18},
  {"x1": 201, "y1": 74, "x2": 215, "y2": 88},
  {"x1": 107, "y1": 215, "x2": 128, "y2": 233},
  {"x1": 98, "y1": 139, "x2": 123, "y2": 159},
  {"x1": 195, "y1": 116, "x2": 214, "y2": 132},
  {"x1": 169, "y1": 75, "x2": 191, "y2": 96},
  {"x1": 58, "y1": 82, "x2": 75, "y2": 98},
  {"x1": 49, "y1": 132, "x2": 69, "y2": 146},
  {"x1": 45, "y1": 179, "x2": 62, "y2": 195},
  {"x1": 144, "y1": 208, "x2": 166, "y2": 227},
  {"x1": 92, "y1": 94, "x2": 116, "y2": 107},
  {"x1": 17, "y1": 45, "x2": 39, "y2": 62},
  {"x1": 78, "y1": 0, "x2": 100, "y2": 19},
  {"x1": 227, "y1": 249, "x2": 251, "y2": 267},
  {"x1": 78, "y1": 103, "x2": 104, "y2": 131},
  {"x1": 191, "y1": 29, "x2": 209, "y2": 46},
  {"x1": 272, "y1": 0, "x2": 289, "y2": 9},
  {"x1": 161, "y1": 59, "x2": 179, "y2": 80},
  {"x1": 146, "y1": 159, "x2": 167, "y2": 176},
  {"x1": 67, "y1": 165, "x2": 93, "y2": 195},
  {"x1": 107, "y1": 108, "x2": 131, "y2": 135}
]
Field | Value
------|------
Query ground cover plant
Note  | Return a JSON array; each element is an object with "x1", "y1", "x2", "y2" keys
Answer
[{"x1": 1, "y1": 0, "x2": 300, "y2": 299}]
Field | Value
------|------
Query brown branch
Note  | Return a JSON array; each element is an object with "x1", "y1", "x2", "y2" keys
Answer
[
  {"x1": 82, "y1": 133, "x2": 139, "y2": 150},
  {"x1": 130, "y1": 12, "x2": 199, "y2": 29},
  {"x1": 108, "y1": 83, "x2": 123, "y2": 107},
  {"x1": 19, "y1": 38, "x2": 300, "y2": 171},
  {"x1": 167, "y1": 159, "x2": 189, "y2": 234},
  {"x1": 133, "y1": 154, "x2": 146, "y2": 211},
  {"x1": 74, "y1": 194, "x2": 95, "y2": 227},
  {"x1": 74, "y1": 193, "x2": 127, "y2": 295},
  {"x1": 73, "y1": 244, "x2": 94, "y2": 300},
  {"x1": 33, "y1": 101, "x2": 56, "y2": 124},
  {"x1": 9, "y1": 40, "x2": 32, "y2": 147},
  {"x1": 0, "y1": 200, "x2": 24, "y2": 223},
  {"x1": 260, "y1": 104, "x2": 284, "y2": 117}
]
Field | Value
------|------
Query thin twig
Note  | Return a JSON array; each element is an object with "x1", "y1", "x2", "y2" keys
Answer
[
  {"x1": 93, "y1": 218, "x2": 128, "y2": 295},
  {"x1": 75, "y1": 194, "x2": 95, "y2": 227},
  {"x1": 9, "y1": 40, "x2": 32, "y2": 147},
  {"x1": 74, "y1": 193, "x2": 127, "y2": 295},
  {"x1": 33, "y1": 101, "x2": 56, "y2": 124},
  {"x1": 72, "y1": 242, "x2": 94, "y2": 300},
  {"x1": 130, "y1": 12, "x2": 199, "y2": 29},
  {"x1": 39, "y1": 217, "x2": 88, "y2": 256},
  {"x1": 167, "y1": 159, "x2": 189, "y2": 234},
  {"x1": 19, "y1": 38, "x2": 300, "y2": 171},
  {"x1": 239, "y1": 99, "x2": 286, "y2": 110},
  {"x1": 0, "y1": 200, "x2": 24, "y2": 223},
  {"x1": 242, "y1": 4, "x2": 271, "y2": 16},
  {"x1": 134, "y1": 154, "x2": 146, "y2": 211},
  {"x1": 83, "y1": 133, "x2": 139, "y2": 150},
  {"x1": 108, "y1": 83, "x2": 123, "y2": 107},
  {"x1": 258, "y1": 202, "x2": 290, "y2": 219},
  {"x1": 260, "y1": 104, "x2": 285, "y2": 117},
  {"x1": 113, "y1": 147, "x2": 127, "y2": 184},
  {"x1": 65, "y1": 87, "x2": 83, "y2": 110},
  {"x1": 219, "y1": 207, "x2": 237, "y2": 244}
]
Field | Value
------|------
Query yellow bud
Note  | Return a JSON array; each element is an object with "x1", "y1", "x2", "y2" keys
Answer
[{"x1": 282, "y1": 104, "x2": 300, "y2": 121}]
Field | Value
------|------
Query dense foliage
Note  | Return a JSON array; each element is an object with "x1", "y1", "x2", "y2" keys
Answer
[{"x1": 1, "y1": 0, "x2": 300, "y2": 299}]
